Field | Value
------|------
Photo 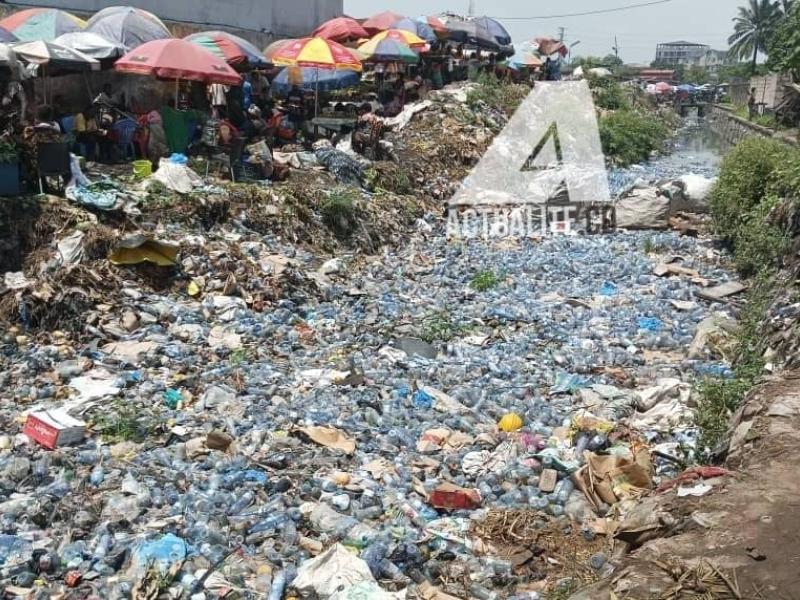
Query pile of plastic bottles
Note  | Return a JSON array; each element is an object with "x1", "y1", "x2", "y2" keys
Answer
[{"x1": 0, "y1": 220, "x2": 739, "y2": 596}]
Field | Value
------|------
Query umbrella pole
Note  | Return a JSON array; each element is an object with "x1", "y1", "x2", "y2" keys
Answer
[
  {"x1": 175, "y1": 79, "x2": 180, "y2": 108},
  {"x1": 315, "y1": 67, "x2": 319, "y2": 118},
  {"x1": 83, "y1": 71, "x2": 93, "y2": 104}
]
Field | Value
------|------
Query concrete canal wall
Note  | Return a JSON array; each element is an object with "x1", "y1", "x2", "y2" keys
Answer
[{"x1": 708, "y1": 104, "x2": 798, "y2": 147}]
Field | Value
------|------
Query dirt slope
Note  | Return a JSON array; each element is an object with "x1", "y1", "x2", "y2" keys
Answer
[{"x1": 577, "y1": 374, "x2": 800, "y2": 599}]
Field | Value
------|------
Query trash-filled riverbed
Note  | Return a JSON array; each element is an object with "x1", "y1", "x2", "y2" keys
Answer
[{"x1": 0, "y1": 123, "x2": 740, "y2": 599}]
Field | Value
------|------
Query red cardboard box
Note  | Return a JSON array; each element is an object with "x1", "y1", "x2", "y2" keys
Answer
[
  {"x1": 430, "y1": 483, "x2": 481, "y2": 511},
  {"x1": 23, "y1": 410, "x2": 86, "y2": 449}
]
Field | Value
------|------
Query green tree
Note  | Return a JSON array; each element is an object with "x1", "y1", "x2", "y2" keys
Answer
[
  {"x1": 602, "y1": 53, "x2": 624, "y2": 69},
  {"x1": 685, "y1": 65, "x2": 710, "y2": 84},
  {"x1": 728, "y1": 0, "x2": 783, "y2": 73},
  {"x1": 768, "y1": 1, "x2": 800, "y2": 76}
]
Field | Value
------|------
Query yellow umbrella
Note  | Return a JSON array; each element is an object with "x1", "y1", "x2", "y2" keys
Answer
[{"x1": 369, "y1": 28, "x2": 427, "y2": 49}]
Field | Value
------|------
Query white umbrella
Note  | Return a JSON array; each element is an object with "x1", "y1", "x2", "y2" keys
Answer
[
  {"x1": 54, "y1": 31, "x2": 125, "y2": 60},
  {"x1": 0, "y1": 43, "x2": 26, "y2": 80}
]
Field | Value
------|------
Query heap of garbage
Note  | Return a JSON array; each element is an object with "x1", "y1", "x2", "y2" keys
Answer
[{"x1": 0, "y1": 83, "x2": 746, "y2": 599}]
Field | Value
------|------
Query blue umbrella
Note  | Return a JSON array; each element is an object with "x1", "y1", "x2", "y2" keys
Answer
[
  {"x1": 0, "y1": 27, "x2": 17, "y2": 43},
  {"x1": 395, "y1": 17, "x2": 436, "y2": 43},
  {"x1": 271, "y1": 66, "x2": 360, "y2": 95},
  {"x1": 676, "y1": 84, "x2": 696, "y2": 92}
]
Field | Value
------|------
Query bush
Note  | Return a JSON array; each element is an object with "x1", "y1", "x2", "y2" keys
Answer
[
  {"x1": 598, "y1": 109, "x2": 669, "y2": 166},
  {"x1": 588, "y1": 76, "x2": 626, "y2": 110},
  {"x1": 466, "y1": 74, "x2": 528, "y2": 115},
  {"x1": 710, "y1": 137, "x2": 799, "y2": 275}
]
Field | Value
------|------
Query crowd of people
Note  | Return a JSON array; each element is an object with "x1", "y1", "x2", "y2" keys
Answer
[{"x1": 0, "y1": 40, "x2": 551, "y2": 192}]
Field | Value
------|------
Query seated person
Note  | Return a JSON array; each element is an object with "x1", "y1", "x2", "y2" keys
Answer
[
  {"x1": 33, "y1": 105, "x2": 61, "y2": 134},
  {"x1": 245, "y1": 105, "x2": 268, "y2": 141}
]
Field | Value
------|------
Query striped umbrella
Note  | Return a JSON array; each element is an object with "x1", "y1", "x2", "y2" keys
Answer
[
  {"x1": 369, "y1": 29, "x2": 427, "y2": 49},
  {"x1": 0, "y1": 9, "x2": 85, "y2": 42},
  {"x1": 358, "y1": 33, "x2": 420, "y2": 64},
  {"x1": 270, "y1": 37, "x2": 361, "y2": 71},
  {"x1": 87, "y1": 6, "x2": 170, "y2": 51},
  {"x1": 270, "y1": 37, "x2": 361, "y2": 116},
  {"x1": 312, "y1": 17, "x2": 368, "y2": 43},
  {"x1": 264, "y1": 39, "x2": 293, "y2": 62},
  {"x1": 185, "y1": 31, "x2": 268, "y2": 67}
]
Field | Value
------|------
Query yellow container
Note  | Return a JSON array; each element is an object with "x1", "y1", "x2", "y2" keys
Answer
[
  {"x1": 498, "y1": 413, "x2": 524, "y2": 432},
  {"x1": 132, "y1": 160, "x2": 152, "y2": 178}
]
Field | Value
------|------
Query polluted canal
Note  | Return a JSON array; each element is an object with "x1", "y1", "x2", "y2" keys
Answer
[{"x1": 0, "y1": 118, "x2": 738, "y2": 599}]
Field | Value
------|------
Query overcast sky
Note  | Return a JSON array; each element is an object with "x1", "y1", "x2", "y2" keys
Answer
[{"x1": 343, "y1": 0, "x2": 742, "y2": 64}]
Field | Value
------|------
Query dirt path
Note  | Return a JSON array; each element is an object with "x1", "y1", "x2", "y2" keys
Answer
[{"x1": 578, "y1": 374, "x2": 800, "y2": 599}]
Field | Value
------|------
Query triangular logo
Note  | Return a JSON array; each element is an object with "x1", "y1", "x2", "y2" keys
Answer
[{"x1": 522, "y1": 122, "x2": 562, "y2": 171}]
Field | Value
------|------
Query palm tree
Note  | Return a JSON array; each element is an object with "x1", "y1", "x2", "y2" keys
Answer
[{"x1": 728, "y1": 0, "x2": 782, "y2": 73}]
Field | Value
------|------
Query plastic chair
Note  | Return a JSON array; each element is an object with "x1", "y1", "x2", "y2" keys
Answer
[
  {"x1": 37, "y1": 142, "x2": 71, "y2": 195},
  {"x1": 112, "y1": 118, "x2": 138, "y2": 161},
  {"x1": 205, "y1": 136, "x2": 246, "y2": 182}
]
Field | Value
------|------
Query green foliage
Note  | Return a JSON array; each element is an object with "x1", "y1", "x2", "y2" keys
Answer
[
  {"x1": 733, "y1": 104, "x2": 780, "y2": 128},
  {"x1": 683, "y1": 65, "x2": 710, "y2": 85},
  {"x1": 728, "y1": 0, "x2": 783, "y2": 72},
  {"x1": 598, "y1": 109, "x2": 669, "y2": 166},
  {"x1": 466, "y1": 74, "x2": 528, "y2": 115},
  {"x1": 718, "y1": 62, "x2": 769, "y2": 82},
  {"x1": 419, "y1": 310, "x2": 473, "y2": 343},
  {"x1": 94, "y1": 401, "x2": 152, "y2": 442},
  {"x1": 470, "y1": 270, "x2": 500, "y2": 292},
  {"x1": 0, "y1": 140, "x2": 17, "y2": 164},
  {"x1": 695, "y1": 274, "x2": 774, "y2": 458},
  {"x1": 767, "y1": 0, "x2": 800, "y2": 75},
  {"x1": 588, "y1": 76, "x2": 626, "y2": 110},
  {"x1": 710, "y1": 137, "x2": 797, "y2": 275},
  {"x1": 320, "y1": 188, "x2": 360, "y2": 236}
]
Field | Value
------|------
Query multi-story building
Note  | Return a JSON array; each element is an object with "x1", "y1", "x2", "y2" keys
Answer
[{"x1": 654, "y1": 41, "x2": 711, "y2": 66}]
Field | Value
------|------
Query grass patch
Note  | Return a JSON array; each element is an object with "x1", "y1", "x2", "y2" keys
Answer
[
  {"x1": 695, "y1": 273, "x2": 774, "y2": 459},
  {"x1": 419, "y1": 310, "x2": 474, "y2": 343},
  {"x1": 320, "y1": 188, "x2": 360, "y2": 236},
  {"x1": 470, "y1": 270, "x2": 500, "y2": 292},
  {"x1": 93, "y1": 400, "x2": 152, "y2": 443}
]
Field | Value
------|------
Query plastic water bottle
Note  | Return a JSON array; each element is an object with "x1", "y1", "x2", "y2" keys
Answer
[{"x1": 268, "y1": 569, "x2": 286, "y2": 600}]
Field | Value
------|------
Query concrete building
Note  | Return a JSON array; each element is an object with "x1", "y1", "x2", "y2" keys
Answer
[
  {"x1": 0, "y1": 0, "x2": 343, "y2": 43},
  {"x1": 654, "y1": 41, "x2": 710, "y2": 66}
]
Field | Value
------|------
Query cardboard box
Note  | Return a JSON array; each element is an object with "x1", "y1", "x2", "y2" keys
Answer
[{"x1": 23, "y1": 410, "x2": 86, "y2": 449}]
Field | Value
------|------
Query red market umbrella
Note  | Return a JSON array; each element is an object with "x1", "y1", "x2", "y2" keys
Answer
[
  {"x1": 115, "y1": 38, "x2": 242, "y2": 84},
  {"x1": 312, "y1": 17, "x2": 368, "y2": 43},
  {"x1": 362, "y1": 11, "x2": 406, "y2": 35},
  {"x1": 534, "y1": 37, "x2": 568, "y2": 57},
  {"x1": 115, "y1": 38, "x2": 241, "y2": 104}
]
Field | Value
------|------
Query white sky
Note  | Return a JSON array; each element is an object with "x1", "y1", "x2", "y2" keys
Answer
[{"x1": 343, "y1": 0, "x2": 742, "y2": 64}]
